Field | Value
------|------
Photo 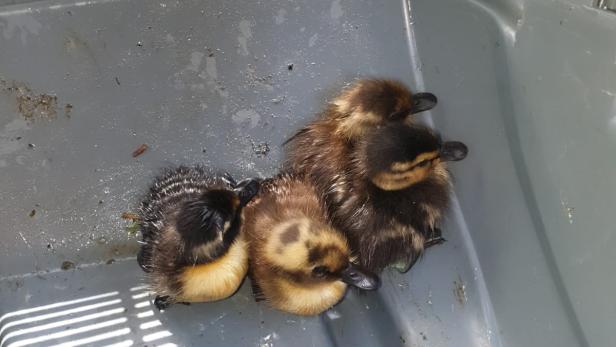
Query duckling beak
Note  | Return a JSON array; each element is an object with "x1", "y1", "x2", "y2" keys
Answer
[
  {"x1": 340, "y1": 264, "x2": 381, "y2": 290},
  {"x1": 234, "y1": 178, "x2": 261, "y2": 206},
  {"x1": 410, "y1": 92, "x2": 438, "y2": 114},
  {"x1": 440, "y1": 141, "x2": 468, "y2": 162}
]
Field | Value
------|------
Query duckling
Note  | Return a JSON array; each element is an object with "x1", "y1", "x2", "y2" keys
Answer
[
  {"x1": 350, "y1": 123, "x2": 467, "y2": 272},
  {"x1": 284, "y1": 79, "x2": 467, "y2": 272},
  {"x1": 283, "y1": 79, "x2": 437, "y2": 219},
  {"x1": 283, "y1": 79, "x2": 436, "y2": 145},
  {"x1": 137, "y1": 166, "x2": 260, "y2": 310},
  {"x1": 242, "y1": 173, "x2": 380, "y2": 316}
]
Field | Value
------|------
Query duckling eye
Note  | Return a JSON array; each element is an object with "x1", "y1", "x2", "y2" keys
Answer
[
  {"x1": 312, "y1": 266, "x2": 329, "y2": 277},
  {"x1": 416, "y1": 159, "x2": 430, "y2": 168}
]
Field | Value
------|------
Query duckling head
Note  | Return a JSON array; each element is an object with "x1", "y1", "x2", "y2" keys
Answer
[
  {"x1": 331, "y1": 79, "x2": 437, "y2": 138},
  {"x1": 265, "y1": 219, "x2": 380, "y2": 290},
  {"x1": 176, "y1": 178, "x2": 260, "y2": 256},
  {"x1": 362, "y1": 123, "x2": 468, "y2": 191}
]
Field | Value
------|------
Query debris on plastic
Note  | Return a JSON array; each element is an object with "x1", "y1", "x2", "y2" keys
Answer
[
  {"x1": 453, "y1": 277, "x2": 467, "y2": 305},
  {"x1": 271, "y1": 96, "x2": 286, "y2": 104},
  {"x1": 560, "y1": 199, "x2": 574, "y2": 224},
  {"x1": 132, "y1": 144, "x2": 149, "y2": 158},
  {"x1": 115, "y1": 77, "x2": 121, "y2": 86},
  {"x1": 121, "y1": 212, "x2": 141, "y2": 221},
  {"x1": 61, "y1": 261, "x2": 75, "y2": 270},
  {"x1": 106, "y1": 258, "x2": 116, "y2": 265},
  {"x1": 122, "y1": 213, "x2": 142, "y2": 237},
  {"x1": 252, "y1": 142, "x2": 270, "y2": 157},
  {"x1": 64, "y1": 103, "x2": 73, "y2": 118},
  {"x1": 287, "y1": 63, "x2": 294, "y2": 71},
  {"x1": 2, "y1": 80, "x2": 58, "y2": 122},
  {"x1": 126, "y1": 221, "x2": 140, "y2": 236}
]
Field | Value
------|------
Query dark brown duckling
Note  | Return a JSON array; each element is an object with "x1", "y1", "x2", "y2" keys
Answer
[
  {"x1": 242, "y1": 173, "x2": 379, "y2": 316},
  {"x1": 284, "y1": 79, "x2": 467, "y2": 272},
  {"x1": 347, "y1": 123, "x2": 467, "y2": 272},
  {"x1": 283, "y1": 79, "x2": 437, "y2": 221},
  {"x1": 137, "y1": 166, "x2": 259, "y2": 310}
]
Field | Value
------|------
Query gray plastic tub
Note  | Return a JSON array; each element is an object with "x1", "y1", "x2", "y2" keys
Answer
[{"x1": 1, "y1": 0, "x2": 613, "y2": 346}]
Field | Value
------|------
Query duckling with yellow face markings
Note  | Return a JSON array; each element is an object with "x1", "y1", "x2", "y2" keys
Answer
[
  {"x1": 285, "y1": 79, "x2": 467, "y2": 273},
  {"x1": 242, "y1": 174, "x2": 380, "y2": 316},
  {"x1": 137, "y1": 166, "x2": 259, "y2": 310},
  {"x1": 349, "y1": 123, "x2": 467, "y2": 272}
]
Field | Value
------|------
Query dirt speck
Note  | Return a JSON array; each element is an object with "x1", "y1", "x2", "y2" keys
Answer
[
  {"x1": 106, "y1": 258, "x2": 115, "y2": 265},
  {"x1": 132, "y1": 144, "x2": 148, "y2": 158},
  {"x1": 64, "y1": 103, "x2": 73, "y2": 118},
  {"x1": 420, "y1": 332, "x2": 428, "y2": 341},
  {"x1": 3, "y1": 81, "x2": 58, "y2": 122},
  {"x1": 115, "y1": 77, "x2": 121, "y2": 86},
  {"x1": 61, "y1": 261, "x2": 75, "y2": 270},
  {"x1": 287, "y1": 63, "x2": 294, "y2": 71},
  {"x1": 399, "y1": 336, "x2": 406, "y2": 344},
  {"x1": 453, "y1": 277, "x2": 467, "y2": 305},
  {"x1": 252, "y1": 142, "x2": 270, "y2": 157},
  {"x1": 29, "y1": 209, "x2": 36, "y2": 217}
]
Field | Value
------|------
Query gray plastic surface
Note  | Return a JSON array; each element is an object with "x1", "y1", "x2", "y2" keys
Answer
[{"x1": 0, "y1": 0, "x2": 613, "y2": 346}]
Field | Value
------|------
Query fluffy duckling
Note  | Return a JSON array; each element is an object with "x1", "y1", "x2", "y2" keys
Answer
[
  {"x1": 349, "y1": 123, "x2": 467, "y2": 272},
  {"x1": 284, "y1": 79, "x2": 436, "y2": 145},
  {"x1": 285, "y1": 79, "x2": 467, "y2": 272},
  {"x1": 137, "y1": 166, "x2": 259, "y2": 310},
  {"x1": 242, "y1": 174, "x2": 380, "y2": 316},
  {"x1": 284, "y1": 79, "x2": 437, "y2": 219}
]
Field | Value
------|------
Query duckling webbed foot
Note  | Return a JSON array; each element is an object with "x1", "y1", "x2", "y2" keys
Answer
[
  {"x1": 391, "y1": 254, "x2": 421, "y2": 274},
  {"x1": 154, "y1": 295, "x2": 172, "y2": 310},
  {"x1": 425, "y1": 228, "x2": 446, "y2": 248}
]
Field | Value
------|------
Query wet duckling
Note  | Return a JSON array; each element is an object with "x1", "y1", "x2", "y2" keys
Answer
[
  {"x1": 137, "y1": 166, "x2": 260, "y2": 310},
  {"x1": 284, "y1": 79, "x2": 467, "y2": 272},
  {"x1": 284, "y1": 78, "x2": 436, "y2": 145},
  {"x1": 347, "y1": 123, "x2": 468, "y2": 272},
  {"x1": 242, "y1": 174, "x2": 380, "y2": 316},
  {"x1": 284, "y1": 79, "x2": 437, "y2": 219}
]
